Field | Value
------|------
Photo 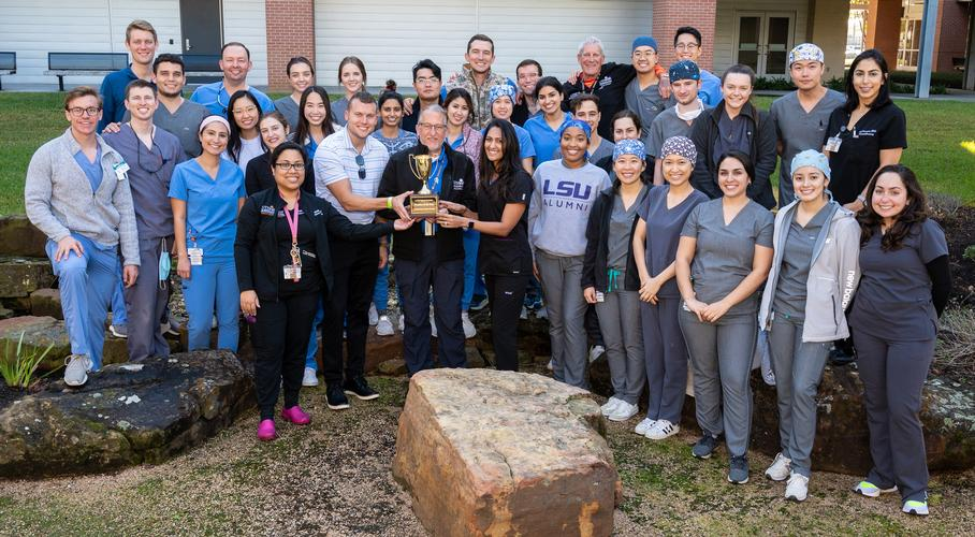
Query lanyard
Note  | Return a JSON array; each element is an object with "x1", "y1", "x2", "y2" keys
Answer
[
  {"x1": 427, "y1": 153, "x2": 445, "y2": 193},
  {"x1": 607, "y1": 268, "x2": 622, "y2": 293},
  {"x1": 283, "y1": 199, "x2": 301, "y2": 268}
]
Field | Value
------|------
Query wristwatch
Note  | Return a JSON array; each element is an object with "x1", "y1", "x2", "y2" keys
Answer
[{"x1": 466, "y1": 220, "x2": 475, "y2": 230}]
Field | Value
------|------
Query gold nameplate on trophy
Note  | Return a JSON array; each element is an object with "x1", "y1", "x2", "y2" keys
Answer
[{"x1": 408, "y1": 154, "x2": 440, "y2": 236}]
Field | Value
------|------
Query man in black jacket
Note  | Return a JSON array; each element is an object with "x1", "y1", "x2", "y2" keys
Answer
[{"x1": 377, "y1": 105, "x2": 477, "y2": 375}]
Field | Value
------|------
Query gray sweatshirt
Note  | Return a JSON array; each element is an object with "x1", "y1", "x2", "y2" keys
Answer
[
  {"x1": 25, "y1": 129, "x2": 140, "y2": 266},
  {"x1": 529, "y1": 160, "x2": 610, "y2": 258}
]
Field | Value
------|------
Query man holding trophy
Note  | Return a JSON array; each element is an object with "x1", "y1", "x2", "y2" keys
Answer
[{"x1": 377, "y1": 105, "x2": 477, "y2": 375}]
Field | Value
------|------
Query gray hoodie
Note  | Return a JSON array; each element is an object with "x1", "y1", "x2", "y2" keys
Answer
[
  {"x1": 758, "y1": 199, "x2": 860, "y2": 342},
  {"x1": 25, "y1": 128, "x2": 140, "y2": 266},
  {"x1": 528, "y1": 160, "x2": 610, "y2": 258}
]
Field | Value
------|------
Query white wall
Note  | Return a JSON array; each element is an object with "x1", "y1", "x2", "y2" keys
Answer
[
  {"x1": 223, "y1": 0, "x2": 269, "y2": 86},
  {"x1": 713, "y1": 0, "x2": 810, "y2": 76}
]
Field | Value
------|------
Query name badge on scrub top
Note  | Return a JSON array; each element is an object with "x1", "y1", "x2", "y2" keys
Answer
[
  {"x1": 283, "y1": 201, "x2": 302, "y2": 282},
  {"x1": 283, "y1": 264, "x2": 302, "y2": 281},
  {"x1": 113, "y1": 161, "x2": 130, "y2": 180},
  {"x1": 188, "y1": 247, "x2": 204, "y2": 266},
  {"x1": 824, "y1": 135, "x2": 842, "y2": 153}
]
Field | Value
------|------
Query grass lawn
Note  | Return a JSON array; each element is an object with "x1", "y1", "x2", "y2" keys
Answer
[{"x1": 1, "y1": 92, "x2": 973, "y2": 216}]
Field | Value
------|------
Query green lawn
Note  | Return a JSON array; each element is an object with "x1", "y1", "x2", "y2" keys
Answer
[{"x1": 1, "y1": 93, "x2": 973, "y2": 216}]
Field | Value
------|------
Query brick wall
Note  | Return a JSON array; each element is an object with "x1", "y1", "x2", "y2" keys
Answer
[
  {"x1": 652, "y1": 0, "x2": 717, "y2": 70},
  {"x1": 865, "y1": 0, "x2": 901, "y2": 63},
  {"x1": 935, "y1": 0, "x2": 970, "y2": 72},
  {"x1": 265, "y1": 0, "x2": 315, "y2": 91}
]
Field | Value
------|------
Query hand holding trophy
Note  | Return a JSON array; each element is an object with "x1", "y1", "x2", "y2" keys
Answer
[{"x1": 408, "y1": 154, "x2": 440, "y2": 236}]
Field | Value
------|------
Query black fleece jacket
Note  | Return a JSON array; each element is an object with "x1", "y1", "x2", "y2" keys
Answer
[{"x1": 581, "y1": 186, "x2": 650, "y2": 292}]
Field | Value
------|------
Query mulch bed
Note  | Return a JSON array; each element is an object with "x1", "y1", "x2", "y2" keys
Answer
[{"x1": 938, "y1": 205, "x2": 975, "y2": 306}]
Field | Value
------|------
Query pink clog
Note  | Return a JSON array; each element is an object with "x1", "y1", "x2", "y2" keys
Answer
[{"x1": 281, "y1": 405, "x2": 311, "y2": 425}]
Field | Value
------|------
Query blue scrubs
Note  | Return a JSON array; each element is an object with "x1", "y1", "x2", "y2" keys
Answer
[
  {"x1": 480, "y1": 123, "x2": 536, "y2": 162},
  {"x1": 524, "y1": 113, "x2": 573, "y2": 165},
  {"x1": 189, "y1": 82, "x2": 276, "y2": 117},
  {"x1": 169, "y1": 159, "x2": 246, "y2": 351}
]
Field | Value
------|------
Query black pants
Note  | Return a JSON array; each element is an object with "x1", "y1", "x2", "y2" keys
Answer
[
  {"x1": 485, "y1": 274, "x2": 529, "y2": 371},
  {"x1": 252, "y1": 291, "x2": 319, "y2": 420},
  {"x1": 322, "y1": 239, "x2": 380, "y2": 385}
]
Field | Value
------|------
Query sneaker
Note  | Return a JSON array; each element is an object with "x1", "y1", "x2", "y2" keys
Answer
[
  {"x1": 646, "y1": 419, "x2": 680, "y2": 440},
  {"x1": 634, "y1": 418, "x2": 656, "y2": 436},
  {"x1": 536, "y1": 306, "x2": 548, "y2": 320},
  {"x1": 727, "y1": 455, "x2": 750, "y2": 484},
  {"x1": 765, "y1": 452, "x2": 792, "y2": 481},
  {"x1": 546, "y1": 358, "x2": 554, "y2": 371},
  {"x1": 520, "y1": 305, "x2": 528, "y2": 320},
  {"x1": 854, "y1": 480, "x2": 898, "y2": 498},
  {"x1": 109, "y1": 324, "x2": 128, "y2": 339},
  {"x1": 302, "y1": 367, "x2": 319, "y2": 387},
  {"x1": 398, "y1": 312, "x2": 405, "y2": 332},
  {"x1": 164, "y1": 319, "x2": 183, "y2": 336},
  {"x1": 211, "y1": 315, "x2": 218, "y2": 329},
  {"x1": 368, "y1": 303, "x2": 379, "y2": 326},
  {"x1": 600, "y1": 397, "x2": 622, "y2": 416},
  {"x1": 588, "y1": 345, "x2": 606, "y2": 363},
  {"x1": 326, "y1": 383, "x2": 350, "y2": 410},
  {"x1": 607, "y1": 401, "x2": 639, "y2": 422},
  {"x1": 692, "y1": 433, "x2": 721, "y2": 460},
  {"x1": 462, "y1": 312, "x2": 477, "y2": 339},
  {"x1": 63, "y1": 354, "x2": 91, "y2": 387},
  {"x1": 902, "y1": 500, "x2": 929, "y2": 516},
  {"x1": 429, "y1": 309, "x2": 438, "y2": 338},
  {"x1": 469, "y1": 295, "x2": 489, "y2": 311},
  {"x1": 280, "y1": 405, "x2": 311, "y2": 425},
  {"x1": 376, "y1": 315, "x2": 395, "y2": 336},
  {"x1": 785, "y1": 473, "x2": 809, "y2": 502},
  {"x1": 343, "y1": 376, "x2": 380, "y2": 400},
  {"x1": 257, "y1": 419, "x2": 276, "y2": 441}
]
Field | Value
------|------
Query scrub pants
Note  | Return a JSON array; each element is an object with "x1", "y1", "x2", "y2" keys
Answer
[
  {"x1": 642, "y1": 296, "x2": 689, "y2": 424},
  {"x1": 767, "y1": 316, "x2": 831, "y2": 477},
  {"x1": 461, "y1": 229, "x2": 486, "y2": 310},
  {"x1": 397, "y1": 238, "x2": 466, "y2": 375},
  {"x1": 125, "y1": 236, "x2": 172, "y2": 362},
  {"x1": 679, "y1": 309, "x2": 758, "y2": 458},
  {"x1": 322, "y1": 240, "x2": 380, "y2": 386},
  {"x1": 304, "y1": 298, "x2": 323, "y2": 371},
  {"x1": 595, "y1": 290, "x2": 645, "y2": 405},
  {"x1": 535, "y1": 251, "x2": 588, "y2": 389},
  {"x1": 855, "y1": 329, "x2": 935, "y2": 503},
  {"x1": 46, "y1": 234, "x2": 118, "y2": 371},
  {"x1": 182, "y1": 257, "x2": 239, "y2": 352},
  {"x1": 252, "y1": 291, "x2": 319, "y2": 420},
  {"x1": 484, "y1": 274, "x2": 529, "y2": 371},
  {"x1": 110, "y1": 264, "x2": 128, "y2": 326}
]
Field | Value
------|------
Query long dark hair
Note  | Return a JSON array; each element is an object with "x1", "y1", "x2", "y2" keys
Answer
[
  {"x1": 857, "y1": 164, "x2": 930, "y2": 251},
  {"x1": 444, "y1": 87, "x2": 474, "y2": 125},
  {"x1": 227, "y1": 90, "x2": 263, "y2": 163},
  {"x1": 294, "y1": 86, "x2": 335, "y2": 146},
  {"x1": 844, "y1": 49, "x2": 892, "y2": 112},
  {"x1": 478, "y1": 119, "x2": 523, "y2": 201}
]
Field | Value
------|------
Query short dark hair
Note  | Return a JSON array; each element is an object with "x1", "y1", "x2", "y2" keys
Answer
[
  {"x1": 271, "y1": 141, "x2": 308, "y2": 166},
  {"x1": 349, "y1": 90, "x2": 376, "y2": 109},
  {"x1": 516, "y1": 59, "x2": 543, "y2": 77},
  {"x1": 534, "y1": 76, "x2": 563, "y2": 99},
  {"x1": 64, "y1": 86, "x2": 101, "y2": 110},
  {"x1": 674, "y1": 26, "x2": 702, "y2": 47},
  {"x1": 338, "y1": 56, "x2": 367, "y2": 86},
  {"x1": 153, "y1": 53, "x2": 184, "y2": 74},
  {"x1": 570, "y1": 93, "x2": 600, "y2": 113},
  {"x1": 721, "y1": 64, "x2": 756, "y2": 86},
  {"x1": 845, "y1": 49, "x2": 892, "y2": 112},
  {"x1": 286, "y1": 56, "x2": 315, "y2": 76},
  {"x1": 467, "y1": 34, "x2": 495, "y2": 53},
  {"x1": 124, "y1": 79, "x2": 156, "y2": 99},
  {"x1": 221, "y1": 42, "x2": 250, "y2": 60},
  {"x1": 611, "y1": 109, "x2": 642, "y2": 133},
  {"x1": 412, "y1": 59, "x2": 442, "y2": 82}
]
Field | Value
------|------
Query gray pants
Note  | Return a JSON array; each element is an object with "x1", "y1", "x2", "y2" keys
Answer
[
  {"x1": 124, "y1": 236, "x2": 172, "y2": 362},
  {"x1": 855, "y1": 330, "x2": 935, "y2": 503},
  {"x1": 642, "y1": 296, "x2": 689, "y2": 423},
  {"x1": 536, "y1": 251, "x2": 588, "y2": 389},
  {"x1": 768, "y1": 316, "x2": 830, "y2": 477},
  {"x1": 595, "y1": 290, "x2": 645, "y2": 404},
  {"x1": 679, "y1": 309, "x2": 758, "y2": 458}
]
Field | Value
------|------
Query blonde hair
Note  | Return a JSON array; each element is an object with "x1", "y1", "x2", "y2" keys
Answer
[{"x1": 126, "y1": 20, "x2": 157, "y2": 43}]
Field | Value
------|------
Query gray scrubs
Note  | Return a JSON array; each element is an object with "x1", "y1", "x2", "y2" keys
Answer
[
  {"x1": 124, "y1": 99, "x2": 208, "y2": 159},
  {"x1": 273, "y1": 96, "x2": 300, "y2": 131},
  {"x1": 851, "y1": 220, "x2": 948, "y2": 503},
  {"x1": 624, "y1": 78, "x2": 671, "y2": 146},
  {"x1": 590, "y1": 138, "x2": 615, "y2": 166},
  {"x1": 713, "y1": 112, "x2": 750, "y2": 168},
  {"x1": 638, "y1": 185, "x2": 708, "y2": 423},
  {"x1": 678, "y1": 199, "x2": 773, "y2": 457},
  {"x1": 646, "y1": 107, "x2": 696, "y2": 158},
  {"x1": 331, "y1": 97, "x2": 349, "y2": 127}
]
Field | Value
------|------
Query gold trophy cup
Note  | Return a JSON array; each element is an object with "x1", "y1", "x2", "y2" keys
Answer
[{"x1": 408, "y1": 154, "x2": 440, "y2": 236}]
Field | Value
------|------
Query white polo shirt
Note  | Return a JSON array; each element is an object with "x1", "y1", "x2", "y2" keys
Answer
[{"x1": 314, "y1": 129, "x2": 390, "y2": 224}]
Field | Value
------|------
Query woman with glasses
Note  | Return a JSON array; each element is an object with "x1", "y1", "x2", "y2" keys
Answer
[
  {"x1": 331, "y1": 56, "x2": 367, "y2": 127},
  {"x1": 245, "y1": 112, "x2": 314, "y2": 196},
  {"x1": 225, "y1": 90, "x2": 264, "y2": 172},
  {"x1": 294, "y1": 86, "x2": 338, "y2": 160},
  {"x1": 273, "y1": 56, "x2": 316, "y2": 129},
  {"x1": 170, "y1": 115, "x2": 247, "y2": 352}
]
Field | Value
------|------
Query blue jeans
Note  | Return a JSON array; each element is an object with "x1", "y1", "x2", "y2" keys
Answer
[
  {"x1": 304, "y1": 297, "x2": 324, "y2": 370},
  {"x1": 461, "y1": 229, "x2": 485, "y2": 310},
  {"x1": 181, "y1": 257, "x2": 239, "y2": 352},
  {"x1": 46, "y1": 234, "x2": 118, "y2": 370}
]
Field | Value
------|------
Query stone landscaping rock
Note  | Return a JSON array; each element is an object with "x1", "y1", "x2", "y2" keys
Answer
[
  {"x1": 0, "y1": 216, "x2": 48, "y2": 258},
  {"x1": 393, "y1": 368, "x2": 620, "y2": 537},
  {"x1": 29, "y1": 288, "x2": 62, "y2": 319},
  {"x1": 0, "y1": 257, "x2": 55, "y2": 298},
  {"x1": 0, "y1": 350, "x2": 254, "y2": 478},
  {"x1": 376, "y1": 359, "x2": 407, "y2": 376}
]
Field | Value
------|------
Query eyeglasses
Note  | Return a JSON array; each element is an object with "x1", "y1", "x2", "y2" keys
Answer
[
  {"x1": 418, "y1": 123, "x2": 447, "y2": 133},
  {"x1": 632, "y1": 51, "x2": 656, "y2": 59},
  {"x1": 232, "y1": 105, "x2": 258, "y2": 115},
  {"x1": 137, "y1": 140, "x2": 171, "y2": 174},
  {"x1": 675, "y1": 43, "x2": 700, "y2": 51},
  {"x1": 355, "y1": 154, "x2": 366, "y2": 180},
  {"x1": 274, "y1": 162, "x2": 304, "y2": 172},
  {"x1": 415, "y1": 76, "x2": 439, "y2": 86},
  {"x1": 68, "y1": 107, "x2": 101, "y2": 117}
]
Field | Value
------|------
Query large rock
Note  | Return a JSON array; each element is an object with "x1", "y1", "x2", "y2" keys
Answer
[
  {"x1": 0, "y1": 216, "x2": 48, "y2": 258},
  {"x1": 0, "y1": 257, "x2": 55, "y2": 298},
  {"x1": 393, "y1": 368, "x2": 620, "y2": 537},
  {"x1": 29, "y1": 288, "x2": 62, "y2": 319},
  {"x1": 0, "y1": 350, "x2": 254, "y2": 478}
]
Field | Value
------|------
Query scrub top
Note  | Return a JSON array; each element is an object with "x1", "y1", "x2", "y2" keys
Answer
[
  {"x1": 638, "y1": 185, "x2": 709, "y2": 298},
  {"x1": 606, "y1": 187, "x2": 646, "y2": 285},
  {"x1": 850, "y1": 219, "x2": 948, "y2": 341},
  {"x1": 524, "y1": 113, "x2": 573, "y2": 165},
  {"x1": 681, "y1": 198, "x2": 774, "y2": 316},
  {"x1": 771, "y1": 205, "x2": 831, "y2": 321},
  {"x1": 169, "y1": 159, "x2": 246, "y2": 260},
  {"x1": 824, "y1": 102, "x2": 907, "y2": 205},
  {"x1": 482, "y1": 123, "x2": 537, "y2": 161},
  {"x1": 477, "y1": 170, "x2": 534, "y2": 276}
]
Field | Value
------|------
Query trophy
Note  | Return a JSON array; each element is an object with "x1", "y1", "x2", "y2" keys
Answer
[{"x1": 408, "y1": 154, "x2": 440, "y2": 236}]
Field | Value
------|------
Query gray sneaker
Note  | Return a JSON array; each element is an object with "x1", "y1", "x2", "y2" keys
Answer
[
  {"x1": 692, "y1": 433, "x2": 721, "y2": 459},
  {"x1": 64, "y1": 354, "x2": 91, "y2": 387},
  {"x1": 109, "y1": 324, "x2": 128, "y2": 339},
  {"x1": 728, "y1": 455, "x2": 750, "y2": 484}
]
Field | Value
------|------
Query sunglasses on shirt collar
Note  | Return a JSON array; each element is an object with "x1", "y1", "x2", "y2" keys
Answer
[{"x1": 355, "y1": 154, "x2": 366, "y2": 180}]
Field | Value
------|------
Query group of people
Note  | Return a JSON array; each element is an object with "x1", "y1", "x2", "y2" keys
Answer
[{"x1": 24, "y1": 18, "x2": 949, "y2": 518}]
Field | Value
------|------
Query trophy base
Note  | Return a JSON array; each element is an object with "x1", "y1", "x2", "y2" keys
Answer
[{"x1": 410, "y1": 192, "x2": 439, "y2": 219}]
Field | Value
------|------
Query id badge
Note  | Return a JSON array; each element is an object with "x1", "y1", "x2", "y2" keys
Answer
[
  {"x1": 283, "y1": 264, "x2": 302, "y2": 281},
  {"x1": 188, "y1": 247, "x2": 203, "y2": 266},
  {"x1": 595, "y1": 291, "x2": 605, "y2": 303},
  {"x1": 113, "y1": 161, "x2": 130, "y2": 180},
  {"x1": 824, "y1": 136, "x2": 842, "y2": 153}
]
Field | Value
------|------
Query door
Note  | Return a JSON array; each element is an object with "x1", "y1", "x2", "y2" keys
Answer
[
  {"x1": 734, "y1": 12, "x2": 794, "y2": 77},
  {"x1": 180, "y1": 0, "x2": 223, "y2": 80}
]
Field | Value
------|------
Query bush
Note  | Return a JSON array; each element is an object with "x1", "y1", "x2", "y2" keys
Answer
[
  {"x1": 891, "y1": 70, "x2": 964, "y2": 89},
  {"x1": 935, "y1": 307, "x2": 975, "y2": 377},
  {"x1": 928, "y1": 192, "x2": 963, "y2": 220},
  {"x1": 0, "y1": 332, "x2": 56, "y2": 390}
]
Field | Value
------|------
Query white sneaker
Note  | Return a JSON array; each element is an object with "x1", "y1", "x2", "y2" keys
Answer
[
  {"x1": 63, "y1": 354, "x2": 91, "y2": 387},
  {"x1": 376, "y1": 315, "x2": 394, "y2": 336},
  {"x1": 546, "y1": 358, "x2": 554, "y2": 371},
  {"x1": 520, "y1": 305, "x2": 528, "y2": 320},
  {"x1": 600, "y1": 396, "x2": 622, "y2": 416},
  {"x1": 607, "y1": 401, "x2": 639, "y2": 422},
  {"x1": 765, "y1": 452, "x2": 792, "y2": 482},
  {"x1": 785, "y1": 473, "x2": 809, "y2": 502},
  {"x1": 646, "y1": 419, "x2": 680, "y2": 440},
  {"x1": 536, "y1": 306, "x2": 548, "y2": 319},
  {"x1": 302, "y1": 367, "x2": 319, "y2": 387},
  {"x1": 368, "y1": 303, "x2": 379, "y2": 326},
  {"x1": 429, "y1": 310, "x2": 438, "y2": 338},
  {"x1": 588, "y1": 345, "x2": 606, "y2": 363},
  {"x1": 634, "y1": 418, "x2": 656, "y2": 436},
  {"x1": 398, "y1": 312, "x2": 405, "y2": 332},
  {"x1": 462, "y1": 312, "x2": 477, "y2": 339}
]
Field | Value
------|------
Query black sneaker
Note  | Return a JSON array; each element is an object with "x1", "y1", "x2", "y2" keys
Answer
[
  {"x1": 728, "y1": 455, "x2": 750, "y2": 484},
  {"x1": 326, "y1": 383, "x2": 350, "y2": 410},
  {"x1": 343, "y1": 376, "x2": 379, "y2": 401},
  {"x1": 692, "y1": 433, "x2": 721, "y2": 459},
  {"x1": 469, "y1": 295, "x2": 490, "y2": 311}
]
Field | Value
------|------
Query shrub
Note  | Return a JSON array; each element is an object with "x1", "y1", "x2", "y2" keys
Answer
[
  {"x1": 0, "y1": 332, "x2": 56, "y2": 390},
  {"x1": 935, "y1": 307, "x2": 975, "y2": 376},
  {"x1": 927, "y1": 192, "x2": 963, "y2": 220}
]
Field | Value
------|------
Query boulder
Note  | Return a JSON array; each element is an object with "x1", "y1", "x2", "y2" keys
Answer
[
  {"x1": 0, "y1": 216, "x2": 48, "y2": 258},
  {"x1": 376, "y1": 358, "x2": 407, "y2": 376},
  {"x1": 0, "y1": 257, "x2": 55, "y2": 298},
  {"x1": 29, "y1": 288, "x2": 62, "y2": 319},
  {"x1": 0, "y1": 350, "x2": 254, "y2": 478},
  {"x1": 393, "y1": 368, "x2": 620, "y2": 537}
]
